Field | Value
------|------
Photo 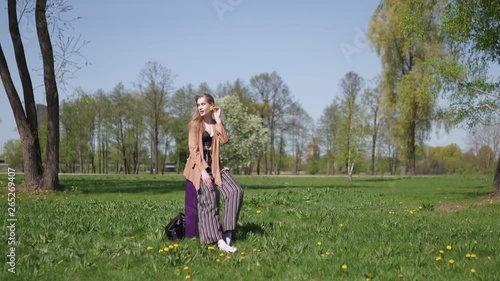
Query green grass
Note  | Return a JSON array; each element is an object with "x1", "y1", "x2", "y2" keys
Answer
[{"x1": 1, "y1": 174, "x2": 499, "y2": 281}]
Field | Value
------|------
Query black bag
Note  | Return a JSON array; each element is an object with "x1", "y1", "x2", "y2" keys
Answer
[{"x1": 165, "y1": 213, "x2": 185, "y2": 240}]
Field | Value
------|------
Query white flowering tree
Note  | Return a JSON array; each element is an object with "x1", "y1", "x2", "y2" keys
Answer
[{"x1": 218, "y1": 95, "x2": 268, "y2": 174}]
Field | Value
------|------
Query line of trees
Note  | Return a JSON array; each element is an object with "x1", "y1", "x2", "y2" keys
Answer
[{"x1": 3, "y1": 66, "x2": 498, "y2": 179}]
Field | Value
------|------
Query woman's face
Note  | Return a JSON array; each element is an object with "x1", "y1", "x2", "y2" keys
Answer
[{"x1": 196, "y1": 97, "x2": 212, "y2": 118}]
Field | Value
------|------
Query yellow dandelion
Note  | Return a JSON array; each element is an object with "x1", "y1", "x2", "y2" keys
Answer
[
  {"x1": 158, "y1": 249, "x2": 163, "y2": 253},
  {"x1": 256, "y1": 262, "x2": 261, "y2": 267},
  {"x1": 241, "y1": 252, "x2": 246, "y2": 255},
  {"x1": 326, "y1": 251, "x2": 331, "y2": 255},
  {"x1": 253, "y1": 248, "x2": 258, "y2": 252},
  {"x1": 147, "y1": 246, "x2": 153, "y2": 251},
  {"x1": 449, "y1": 259, "x2": 455, "y2": 264},
  {"x1": 164, "y1": 247, "x2": 169, "y2": 252},
  {"x1": 366, "y1": 278, "x2": 371, "y2": 281},
  {"x1": 317, "y1": 241, "x2": 322, "y2": 246},
  {"x1": 208, "y1": 246, "x2": 215, "y2": 250},
  {"x1": 220, "y1": 253, "x2": 225, "y2": 257},
  {"x1": 216, "y1": 258, "x2": 221, "y2": 262},
  {"x1": 256, "y1": 210, "x2": 262, "y2": 214},
  {"x1": 184, "y1": 266, "x2": 189, "y2": 270},
  {"x1": 446, "y1": 245, "x2": 452, "y2": 250},
  {"x1": 339, "y1": 224, "x2": 344, "y2": 228},
  {"x1": 174, "y1": 243, "x2": 179, "y2": 248},
  {"x1": 321, "y1": 254, "x2": 325, "y2": 257},
  {"x1": 409, "y1": 210, "x2": 414, "y2": 215},
  {"x1": 185, "y1": 275, "x2": 191, "y2": 279},
  {"x1": 474, "y1": 240, "x2": 478, "y2": 244},
  {"x1": 435, "y1": 256, "x2": 442, "y2": 261},
  {"x1": 169, "y1": 245, "x2": 174, "y2": 249},
  {"x1": 488, "y1": 256, "x2": 492, "y2": 260},
  {"x1": 470, "y1": 268, "x2": 476, "y2": 273},
  {"x1": 341, "y1": 264, "x2": 348, "y2": 269},
  {"x1": 418, "y1": 206, "x2": 423, "y2": 209},
  {"x1": 439, "y1": 250, "x2": 445, "y2": 254},
  {"x1": 465, "y1": 253, "x2": 471, "y2": 258},
  {"x1": 471, "y1": 253, "x2": 477, "y2": 258}
]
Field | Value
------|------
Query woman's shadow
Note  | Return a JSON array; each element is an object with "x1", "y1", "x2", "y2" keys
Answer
[{"x1": 235, "y1": 222, "x2": 266, "y2": 241}]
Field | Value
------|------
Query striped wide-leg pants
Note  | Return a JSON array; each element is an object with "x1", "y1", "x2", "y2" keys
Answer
[{"x1": 197, "y1": 169, "x2": 244, "y2": 244}]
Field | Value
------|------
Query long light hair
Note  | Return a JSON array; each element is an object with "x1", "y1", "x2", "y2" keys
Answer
[{"x1": 188, "y1": 93, "x2": 215, "y2": 130}]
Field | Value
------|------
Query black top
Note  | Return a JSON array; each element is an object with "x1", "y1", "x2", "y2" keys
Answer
[{"x1": 202, "y1": 131, "x2": 213, "y2": 175}]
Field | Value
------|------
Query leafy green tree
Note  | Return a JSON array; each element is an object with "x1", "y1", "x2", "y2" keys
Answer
[
  {"x1": 216, "y1": 78, "x2": 254, "y2": 113},
  {"x1": 439, "y1": 0, "x2": 500, "y2": 193},
  {"x1": 317, "y1": 101, "x2": 341, "y2": 175},
  {"x1": 477, "y1": 145, "x2": 495, "y2": 174},
  {"x1": 336, "y1": 72, "x2": 367, "y2": 181},
  {"x1": 170, "y1": 84, "x2": 198, "y2": 173},
  {"x1": 218, "y1": 95, "x2": 267, "y2": 174},
  {"x1": 138, "y1": 61, "x2": 174, "y2": 174},
  {"x1": 127, "y1": 92, "x2": 148, "y2": 174},
  {"x1": 285, "y1": 102, "x2": 314, "y2": 175},
  {"x1": 2, "y1": 139, "x2": 23, "y2": 170},
  {"x1": 250, "y1": 71, "x2": 293, "y2": 174},
  {"x1": 60, "y1": 90, "x2": 96, "y2": 173},
  {"x1": 368, "y1": 0, "x2": 444, "y2": 175},
  {"x1": 425, "y1": 144, "x2": 463, "y2": 174},
  {"x1": 108, "y1": 83, "x2": 135, "y2": 174},
  {"x1": 94, "y1": 89, "x2": 112, "y2": 174},
  {"x1": 361, "y1": 80, "x2": 383, "y2": 175}
]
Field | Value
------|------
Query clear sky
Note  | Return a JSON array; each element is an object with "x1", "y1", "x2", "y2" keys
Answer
[{"x1": 0, "y1": 0, "x2": 472, "y2": 154}]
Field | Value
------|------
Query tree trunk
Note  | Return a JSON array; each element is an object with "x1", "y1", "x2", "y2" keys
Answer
[
  {"x1": 36, "y1": 0, "x2": 60, "y2": 190},
  {"x1": 1, "y1": 1, "x2": 45, "y2": 189},
  {"x1": 494, "y1": 154, "x2": 500, "y2": 195},
  {"x1": 371, "y1": 133, "x2": 376, "y2": 176},
  {"x1": 406, "y1": 120, "x2": 416, "y2": 175}
]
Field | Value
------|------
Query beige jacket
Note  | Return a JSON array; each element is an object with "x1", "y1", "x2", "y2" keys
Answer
[{"x1": 183, "y1": 121, "x2": 229, "y2": 190}]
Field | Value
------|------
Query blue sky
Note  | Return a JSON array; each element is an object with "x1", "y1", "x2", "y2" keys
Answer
[{"x1": 0, "y1": 0, "x2": 472, "y2": 154}]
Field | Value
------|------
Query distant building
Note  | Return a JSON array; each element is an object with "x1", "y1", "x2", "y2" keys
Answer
[
  {"x1": 0, "y1": 157, "x2": 5, "y2": 165},
  {"x1": 305, "y1": 137, "x2": 320, "y2": 160},
  {"x1": 163, "y1": 161, "x2": 175, "y2": 172}
]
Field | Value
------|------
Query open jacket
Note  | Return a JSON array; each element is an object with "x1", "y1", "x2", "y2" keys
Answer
[{"x1": 183, "y1": 121, "x2": 229, "y2": 190}]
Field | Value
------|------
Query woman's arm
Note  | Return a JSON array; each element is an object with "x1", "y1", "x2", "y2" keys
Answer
[{"x1": 188, "y1": 125, "x2": 209, "y2": 171}]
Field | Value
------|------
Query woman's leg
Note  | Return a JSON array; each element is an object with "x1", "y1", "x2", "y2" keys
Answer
[
  {"x1": 197, "y1": 179, "x2": 223, "y2": 244},
  {"x1": 219, "y1": 169, "x2": 244, "y2": 233}
]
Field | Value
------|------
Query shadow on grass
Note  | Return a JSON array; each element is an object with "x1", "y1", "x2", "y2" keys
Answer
[
  {"x1": 236, "y1": 222, "x2": 266, "y2": 241},
  {"x1": 60, "y1": 177, "x2": 186, "y2": 194}
]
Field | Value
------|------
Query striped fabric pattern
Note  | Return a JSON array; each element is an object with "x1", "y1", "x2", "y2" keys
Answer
[{"x1": 197, "y1": 169, "x2": 243, "y2": 244}]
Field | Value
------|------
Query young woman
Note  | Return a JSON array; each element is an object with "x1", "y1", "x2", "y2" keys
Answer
[{"x1": 183, "y1": 93, "x2": 244, "y2": 252}]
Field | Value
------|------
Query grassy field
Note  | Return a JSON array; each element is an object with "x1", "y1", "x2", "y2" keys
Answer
[{"x1": 1, "y1": 174, "x2": 499, "y2": 281}]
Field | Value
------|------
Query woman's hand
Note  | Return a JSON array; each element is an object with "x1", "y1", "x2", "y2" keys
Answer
[
  {"x1": 201, "y1": 169, "x2": 213, "y2": 188},
  {"x1": 213, "y1": 106, "x2": 221, "y2": 123}
]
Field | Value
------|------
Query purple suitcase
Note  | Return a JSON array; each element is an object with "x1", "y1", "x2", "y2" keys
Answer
[{"x1": 184, "y1": 179, "x2": 198, "y2": 238}]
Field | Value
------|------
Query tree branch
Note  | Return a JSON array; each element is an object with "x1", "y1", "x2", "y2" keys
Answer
[{"x1": 458, "y1": 80, "x2": 500, "y2": 99}]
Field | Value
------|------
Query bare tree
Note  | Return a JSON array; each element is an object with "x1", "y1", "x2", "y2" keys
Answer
[{"x1": 137, "y1": 61, "x2": 175, "y2": 174}]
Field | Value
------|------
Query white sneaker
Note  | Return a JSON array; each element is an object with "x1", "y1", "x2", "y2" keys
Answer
[
  {"x1": 222, "y1": 232, "x2": 232, "y2": 246},
  {"x1": 218, "y1": 240, "x2": 237, "y2": 253}
]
